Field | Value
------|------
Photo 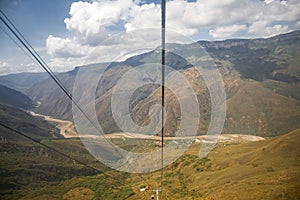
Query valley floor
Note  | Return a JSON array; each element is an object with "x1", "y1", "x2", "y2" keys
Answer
[
  {"x1": 29, "y1": 111, "x2": 77, "y2": 138},
  {"x1": 31, "y1": 111, "x2": 265, "y2": 143}
]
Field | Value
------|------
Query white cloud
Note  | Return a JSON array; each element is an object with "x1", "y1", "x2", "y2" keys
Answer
[
  {"x1": 265, "y1": 25, "x2": 291, "y2": 37},
  {"x1": 46, "y1": 35, "x2": 91, "y2": 58},
  {"x1": 0, "y1": 60, "x2": 43, "y2": 76},
  {"x1": 295, "y1": 21, "x2": 300, "y2": 29},
  {"x1": 64, "y1": 0, "x2": 134, "y2": 46},
  {"x1": 265, "y1": 0, "x2": 274, "y2": 4},
  {"x1": 0, "y1": 61, "x2": 9, "y2": 67},
  {"x1": 209, "y1": 25, "x2": 247, "y2": 39},
  {"x1": 125, "y1": 3, "x2": 161, "y2": 31},
  {"x1": 249, "y1": 21, "x2": 291, "y2": 37},
  {"x1": 45, "y1": 0, "x2": 300, "y2": 71}
]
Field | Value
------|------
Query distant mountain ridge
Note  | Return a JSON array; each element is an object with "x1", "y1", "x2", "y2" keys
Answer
[
  {"x1": 0, "y1": 72, "x2": 48, "y2": 92},
  {"x1": 0, "y1": 84, "x2": 35, "y2": 110},
  {"x1": 3, "y1": 30, "x2": 300, "y2": 137},
  {"x1": 199, "y1": 30, "x2": 300, "y2": 81}
]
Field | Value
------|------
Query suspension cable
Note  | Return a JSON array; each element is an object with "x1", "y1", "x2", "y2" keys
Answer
[
  {"x1": 0, "y1": 9, "x2": 148, "y2": 183},
  {"x1": 161, "y1": 0, "x2": 166, "y2": 198},
  {"x1": 0, "y1": 10, "x2": 70, "y2": 96},
  {"x1": 0, "y1": 122, "x2": 126, "y2": 184},
  {"x1": 0, "y1": 26, "x2": 41, "y2": 69}
]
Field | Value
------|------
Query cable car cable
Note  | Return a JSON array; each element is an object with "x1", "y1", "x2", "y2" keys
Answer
[
  {"x1": 160, "y1": 0, "x2": 166, "y2": 198},
  {"x1": 0, "y1": 122, "x2": 126, "y2": 185},
  {"x1": 0, "y1": 9, "x2": 147, "y2": 183}
]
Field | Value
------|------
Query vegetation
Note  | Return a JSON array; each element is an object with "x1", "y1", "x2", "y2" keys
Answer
[
  {"x1": 1, "y1": 126, "x2": 299, "y2": 199},
  {"x1": 0, "y1": 103, "x2": 61, "y2": 140},
  {"x1": 262, "y1": 80, "x2": 300, "y2": 101},
  {"x1": 0, "y1": 31, "x2": 299, "y2": 199}
]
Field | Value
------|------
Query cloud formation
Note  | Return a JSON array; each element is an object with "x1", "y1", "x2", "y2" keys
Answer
[
  {"x1": 0, "y1": 61, "x2": 9, "y2": 67},
  {"x1": 64, "y1": 0, "x2": 134, "y2": 46},
  {"x1": 0, "y1": 60, "x2": 43, "y2": 76},
  {"x1": 47, "y1": 35, "x2": 90, "y2": 58},
  {"x1": 46, "y1": 0, "x2": 300, "y2": 70}
]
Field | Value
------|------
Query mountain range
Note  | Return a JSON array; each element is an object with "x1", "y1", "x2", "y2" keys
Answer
[
  {"x1": 0, "y1": 72, "x2": 48, "y2": 93},
  {"x1": 1, "y1": 30, "x2": 300, "y2": 137}
]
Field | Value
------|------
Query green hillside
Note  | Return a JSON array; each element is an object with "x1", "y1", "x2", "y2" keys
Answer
[
  {"x1": 0, "y1": 84, "x2": 35, "y2": 110},
  {"x1": 0, "y1": 103, "x2": 104, "y2": 199},
  {"x1": 1, "y1": 128, "x2": 299, "y2": 199},
  {"x1": 0, "y1": 103, "x2": 61, "y2": 141}
]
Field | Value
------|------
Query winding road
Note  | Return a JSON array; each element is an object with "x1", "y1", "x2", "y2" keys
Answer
[
  {"x1": 30, "y1": 111, "x2": 77, "y2": 138},
  {"x1": 29, "y1": 111, "x2": 265, "y2": 142}
]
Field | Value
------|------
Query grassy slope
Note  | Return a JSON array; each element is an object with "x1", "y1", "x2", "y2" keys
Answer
[
  {"x1": 225, "y1": 79, "x2": 300, "y2": 136},
  {"x1": 127, "y1": 129, "x2": 300, "y2": 200},
  {"x1": 2, "y1": 129, "x2": 299, "y2": 200},
  {"x1": 188, "y1": 129, "x2": 300, "y2": 200},
  {"x1": 0, "y1": 103, "x2": 61, "y2": 141},
  {"x1": 0, "y1": 138, "x2": 121, "y2": 200}
]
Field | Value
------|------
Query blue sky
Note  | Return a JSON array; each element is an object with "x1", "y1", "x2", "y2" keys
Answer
[
  {"x1": 1, "y1": 0, "x2": 73, "y2": 45},
  {"x1": 0, "y1": 0, "x2": 76, "y2": 74},
  {"x1": 0, "y1": 0, "x2": 299, "y2": 75}
]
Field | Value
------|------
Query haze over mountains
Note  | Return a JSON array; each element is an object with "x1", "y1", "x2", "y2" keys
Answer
[
  {"x1": 0, "y1": 31, "x2": 299, "y2": 137},
  {"x1": 0, "y1": 72, "x2": 48, "y2": 93}
]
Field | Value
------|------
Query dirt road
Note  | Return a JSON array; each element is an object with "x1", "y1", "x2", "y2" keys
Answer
[
  {"x1": 29, "y1": 111, "x2": 264, "y2": 142},
  {"x1": 30, "y1": 111, "x2": 77, "y2": 138},
  {"x1": 105, "y1": 132, "x2": 265, "y2": 142}
]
